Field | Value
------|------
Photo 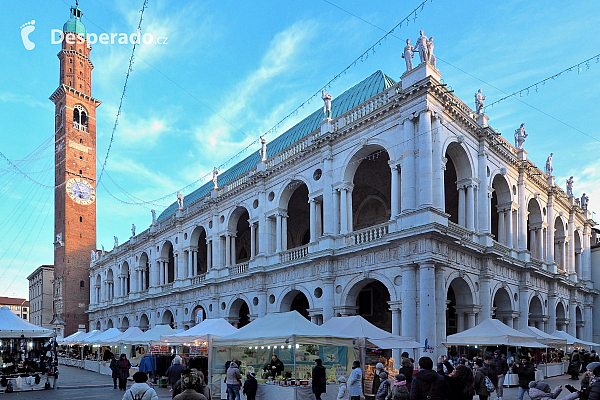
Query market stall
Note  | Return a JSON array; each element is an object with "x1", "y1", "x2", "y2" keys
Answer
[
  {"x1": 444, "y1": 318, "x2": 547, "y2": 386},
  {"x1": 213, "y1": 311, "x2": 357, "y2": 400},
  {"x1": 518, "y1": 326, "x2": 568, "y2": 378},
  {"x1": 550, "y1": 330, "x2": 600, "y2": 349},
  {"x1": 0, "y1": 306, "x2": 56, "y2": 392}
]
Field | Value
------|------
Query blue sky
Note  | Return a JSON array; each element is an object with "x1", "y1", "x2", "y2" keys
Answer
[{"x1": 1, "y1": 0, "x2": 599, "y2": 300}]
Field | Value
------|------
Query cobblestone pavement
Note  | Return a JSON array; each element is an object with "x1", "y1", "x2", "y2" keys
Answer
[{"x1": 3, "y1": 365, "x2": 586, "y2": 400}]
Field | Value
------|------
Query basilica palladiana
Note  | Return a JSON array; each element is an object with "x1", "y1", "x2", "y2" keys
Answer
[{"x1": 88, "y1": 57, "x2": 597, "y2": 357}]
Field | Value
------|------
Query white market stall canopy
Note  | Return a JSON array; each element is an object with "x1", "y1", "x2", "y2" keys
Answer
[
  {"x1": 0, "y1": 306, "x2": 53, "y2": 338},
  {"x1": 58, "y1": 330, "x2": 85, "y2": 344},
  {"x1": 321, "y1": 315, "x2": 422, "y2": 349},
  {"x1": 444, "y1": 318, "x2": 545, "y2": 347},
  {"x1": 72, "y1": 329, "x2": 101, "y2": 345},
  {"x1": 104, "y1": 327, "x2": 144, "y2": 346},
  {"x1": 121, "y1": 324, "x2": 181, "y2": 345},
  {"x1": 162, "y1": 318, "x2": 238, "y2": 344},
  {"x1": 89, "y1": 328, "x2": 123, "y2": 345},
  {"x1": 213, "y1": 311, "x2": 357, "y2": 347},
  {"x1": 551, "y1": 330, "x2": 600, "y2": 348},
  {"x1": 519, "y1": 326, "x2": 567, "y2": 347}
]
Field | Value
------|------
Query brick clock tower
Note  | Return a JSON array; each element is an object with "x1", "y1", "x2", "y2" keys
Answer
[{"x1": 49, "y1": 3, "x2": 100, "y2": 337}]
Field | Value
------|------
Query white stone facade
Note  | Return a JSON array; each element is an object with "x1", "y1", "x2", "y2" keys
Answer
[{"x1": 88, "y1": 64, "x2": 596, "y2": 358}]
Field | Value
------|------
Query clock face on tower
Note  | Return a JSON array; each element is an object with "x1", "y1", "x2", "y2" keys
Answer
[{"x1": 66, "y1": 177, "x2": 96, "y2": 205}]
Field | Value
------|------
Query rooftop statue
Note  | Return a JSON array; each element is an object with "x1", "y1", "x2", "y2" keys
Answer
[
  {"x1": 131, "y1": 223, "x2": 136, "y2": 237},
  {"x1": 427, "y1": 36, "x2": 436, "y2": 68},
  {"x1": 177, "y1": 191, "x2": 184, "y2": 209},
  {"x1": 415, "y1": 30, "x2": 429, "y2": 64},
  {"x1": 514, "y1": 123, "x2": 527, "y2": 149},
  {"x1": 566, "y1": 176, "x2": 574, "y2": 196},
  {"x1": 475, "y1": 89, "x2": 486, "y2": 114},
  {"x1": 259, "y1": 135, "x2": 267, "y2": 162},
  {"x1": 212, "y1": 167, "x2": 219, "y2": 189},
  {"x1": 113, "y1": 236, "x2": 118, "y2": 248},
  {"x1": 402, "y1": 39, "x2": 415, "y2": 72},
  {"x1": 545, "y1": 153, "x2": 553, "y2": 176},
  {"x1": 151, "y1": 209, "x2": 157, "y2": 225},
  {"x1": 581, "y1": 193, "x2": 589, "y2": 210},
  {"x1": 322, "y1": 90, "x2": 332, "y2": 119}
]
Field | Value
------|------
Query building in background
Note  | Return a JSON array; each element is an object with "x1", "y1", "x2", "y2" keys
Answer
[
  {"x1": 50, "y1": 3, "x2": 99, "y2": 337},
  {"x1": 0, "y1": 296, "x2": 30, "y2": 321},
  {"x1": 27, "y1": 265, "x2": 55, "y2": 329}
]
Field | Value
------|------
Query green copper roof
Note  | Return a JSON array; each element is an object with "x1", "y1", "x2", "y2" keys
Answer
[
  {"x1": 63, "y1": 6, "x2": 87, "y2": 37},
  {"x1": 157, "y1": 70, "x2": 396, "y2": 222}
]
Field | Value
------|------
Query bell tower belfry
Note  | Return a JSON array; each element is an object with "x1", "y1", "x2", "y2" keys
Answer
[{"x1": 49, "y1": 2, "x2": 101, "y2": 337}]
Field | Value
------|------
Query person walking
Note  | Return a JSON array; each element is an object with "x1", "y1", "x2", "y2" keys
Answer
[
  {"x1": 473, "y1": 360, "x2": 492, "y2": 400},
  {"x1": 410, "y1": 356, "x2": 451, "y2": 400},
  {"x1": 117, "y1": 353, "x2": 132, "y2": 391},
  {"x1": 337, "y1": 376, "x2": 349, "y2": 400},
  {"x1": 445, "y1": 363, "x2": 474, "y2": 400},
  {"x1": 166, "y1": 356, "x2": 187, "y2": 390},
  {"x1": 173, "y1": 370, "x2": 208, "y2": 400},
  {"x1": 348, "y1": 360, "x2": 363, "y2": 400},
  {"x1": 399, "y1": 358, "x2": 414, "y2": 391},
  {"x1": 492, "y1": 350, "x2": 509, "y2": 400},
  {"x1": 373, "y1": 362, "x2": 386, "y2": 395},
  {"x1": 225, "y1": 360, "x2": 242, "y2": 400},
  {"x1": 570, "y1": 351, "x2": 582, "y2": 380},
  {"x1": 122, "y1": 371, "x2": 159, "y2": 400},
  {"x1": 110, "y1": 353, "x2": 120, "y2": 389},
  {"x1": 312, "y1": 358, "x2": 327, "y2": 400},
  {"x1": 513, "y1": 356, "x2": 536, "y2": 400}
]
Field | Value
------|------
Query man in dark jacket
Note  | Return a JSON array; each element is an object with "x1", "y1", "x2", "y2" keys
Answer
[
  {"x1": 410, "y1": 356, "x2": 451, "y2": 400},
  {"x1": 109, "y1": 354, "x2": 119, "y2": 389},
  {"x1": 492, "y1": 350, "x2": 509, "y2": 400},
  {"x1": 483, "y1": 356, "x2": 499, "y2": 390},
  {"x1": 571, "y1": 351, "x2": 582, "y2": 380},
  {"x1": 166, "y1": 356, "x2": 187, "y2": 389},
  {"x1": 513, "y1": 357, "x2": 535, "y2": 400}
]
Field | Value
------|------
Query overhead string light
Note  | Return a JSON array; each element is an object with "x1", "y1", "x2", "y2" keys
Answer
[{"x1": 98, "y1": 0, "x2": 433, "y2": 207}]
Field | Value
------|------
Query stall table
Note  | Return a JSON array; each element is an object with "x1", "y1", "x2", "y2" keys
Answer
[
  {"x1": 504, "y1": 370, "x2": 544, "y2": 387},
  {"x1": 542, "y1": 362, "x2": 565, "y2": 378},
  {"x1": 257, "y1": 383, "x2": 340, "y2": 400}
]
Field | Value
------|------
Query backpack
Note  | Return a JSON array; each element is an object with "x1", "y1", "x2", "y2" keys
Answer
[
  {"x1": 131, "y1": 389, "x2": 148, "y2": 400},
  {"x1": 484, "y1": 375, "x2": 495, "y2": 393}
]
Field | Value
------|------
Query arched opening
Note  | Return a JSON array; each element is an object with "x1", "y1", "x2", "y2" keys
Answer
[
  {"x1": 352, "y1": 150, "x2": 391, "y2": 230},
  {"x1": 191, "y1": 227, "x2": 208, "y2": 275},
  {"x1": 446, "y1": 277, "x2": 475, "y2": 335},
  {"x1": 139, "y1": 314, "x2": 150, "y2": 331},
  {"x1": 162, "y1": 310, "x2": 174, "y2": 328},
  {"x1": 106, "y1": 269, "x2": 114, "y2": 301},
  {"x1": 576, "y1": 307, "x2": 584, "y2": 339},
  {"x1": 96, "y1": 321, "x2": 101, "y2": 330},
  {"x1": 107, "y1": 319, "x2": 114, "y2": 329},
  {"x1": 444, "y1": 143, "x2": 473, "y2": 228},
  {"x1": 122, "y1": 261, "x2": 130, "y2": 296},
  {"x1": 230, "y1": 299, "x2": 250, "y2": 328},
  {"x1": 121, "y1": 316, "x2": 130, "y2": 330},
  {"x1": 492, "y1": 288, "x2": 514, "y2": 327},
  {"x1": 139, "y1": 252, "x2": 150, "y2": 291},
  {"x1": 280, "y1": 290, "x2": 310, "y2": 320},
  {"x1": 161, "y1": 241, "x2": 175, "y2": 283},
  {"x1": 193, "y1": 306, "x2": 206, "y2": 325},
  {"x1": 527, "y1": 199, "x2": 543, "y2": 260},
  {"x1": 556, "y1": 302, "x2": 566, "y2": 331},
  {"x1": 227, "y1": 207, "x2": 252, "y2": 265},
  {"x1": 286, "y1": 183, "x2": 310, "y2": 249},
  {"x1": 94, "y1": 274, "x2": 101, "y2": 303},
  {"x1": 554, "y1": 218, "x2": 567, "y2": 272},
  {"x1": 344, "y1": 279, "x2": 391, "y2": 332},
  {"x1": 528, "y1": 296, "x2": 544, "y2": 329},
  {"x1": 491, "y1": 175, "x2": 512, "y2": 245}
]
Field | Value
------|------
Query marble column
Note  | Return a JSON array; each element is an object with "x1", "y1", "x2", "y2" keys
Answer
[
  {"x1": 419, "y1": 263, "x2": 436, "y2": 349},
  {"x1": 506, "y1": 208, "x2": 514, "y2": 248},
  {"x1": 535, "y1": 228, "x2": 544, "y2": 260},
  {"x1": 340, "y1": 189, "x2": 348, "y2": 234},
  {"x1": 418, "y1": 111, "x2": 433, "y2": 207},
  {"x1": 389, "y1": 162, "x2": 400, "y2": 218},
  {"x1": 321, "y1": 149, "x2": 334, "y2": 236},
  {"x1": 466, "y1": 184, "x2": 475, "y2": 231},
  {"x1": 389, "y1": 302, "x2": 401, "y2": 368},
  {"x1": 568, "y1": 213, "x2": 576, "y2": 280},
  {"x1": 316, "y1": 201, "x2": 323, "y2": 237},
  {"x1": 458, "y1": 186, "x2": 466, "y2": 227},
  {"x1": 547, "y1": 197, "x2": 555, "y2": 263},
  {"x1": 333, "y1": 189, "x2": 340, "y2": 235},
  {"x1": 517, "y1": 172, "x2": 528, "y2": 251},
  {"x1": 225, "y1": 235, "x2": 231, "y2": 267},
  {"x1": 322, "y1": 278, "x2": 334, "y2": 322},
  {"x1": 401, "y1": 118, "x2": 416, "y2": 212},
  {"x1": 467, "y1": 313, "x2": 477, "y2": 329},
  {"x1": 159, "y1": 260, "x2": 164, "y2": 285},
  {"x1": 187, "y1": 250, "x2": 193, "y2": 277},
  {"x1": 276, "y1": 214, "x2": 282, "y2": 253},
  {"x1": 548, "y1": 295, "x2": 557, "y2": 333},
  {"x1": 432, "y1": 117, "x2": 444, "y2": 209},
  {"x1": 207, "y1": 239, "x2": 212, "y2": 269},
  {"x1": 250, "y1": 223, "x2": 256, "y2": 259},
  {"x1": 401, "y1": 265, "x2": 417, "y2": 352},
  {"x1": 346, "y1": 187, "x2": 353, "y2": 232},
  {"x1": 498, "y1": 210, "x2": 506, "y2": 244},
  {"x1": 310, "y1": 198, "x2": 317, "y2": 242},
  {"x1": 583, "y1": 225, "x2": 592, "y2": 280},
  {"x1": 282, "y1": 215, "x2": 288, "y2": 251}
]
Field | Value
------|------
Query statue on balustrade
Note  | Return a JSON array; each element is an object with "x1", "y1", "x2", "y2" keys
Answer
[
  {"x1": 259, "y1": 135, "x2": 267, "y2": 162},
  {"x1": 545, "y1": 153, "x2": 553, "y2": 176},
  {"x1": 566, "y1": 176, "x2": 574, "y2": 196},
  {"x1": 581, "y1": 193, "x2": 589, "y2": 210},
  {"x1": 415, "y1": 30, "x2": 429, "y2": 64},
  {"x1": 212, "y1": 167, "x2": 219, "y2": 189},
  {"x1": 514, "y1": 123, "x2": 527, "y2": 149},
  {"x1": 402, "y1": 39, "x2": 415, "y2": 72},
  {"x1": 177, "y1": 191, "x2": 184, "y2": 209},
  {"x1": 151, "y1": 209, "x2": 157, "y2": 225},
  {"x1": 427, "y1": 36, "x2": 436, "y2": 68},
  {"x1": 475, "y1": 89, "x2": 486, "y2": 114},
  {"x1": 322, "y1": 90, "x2": 332, "y2": 119}
]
